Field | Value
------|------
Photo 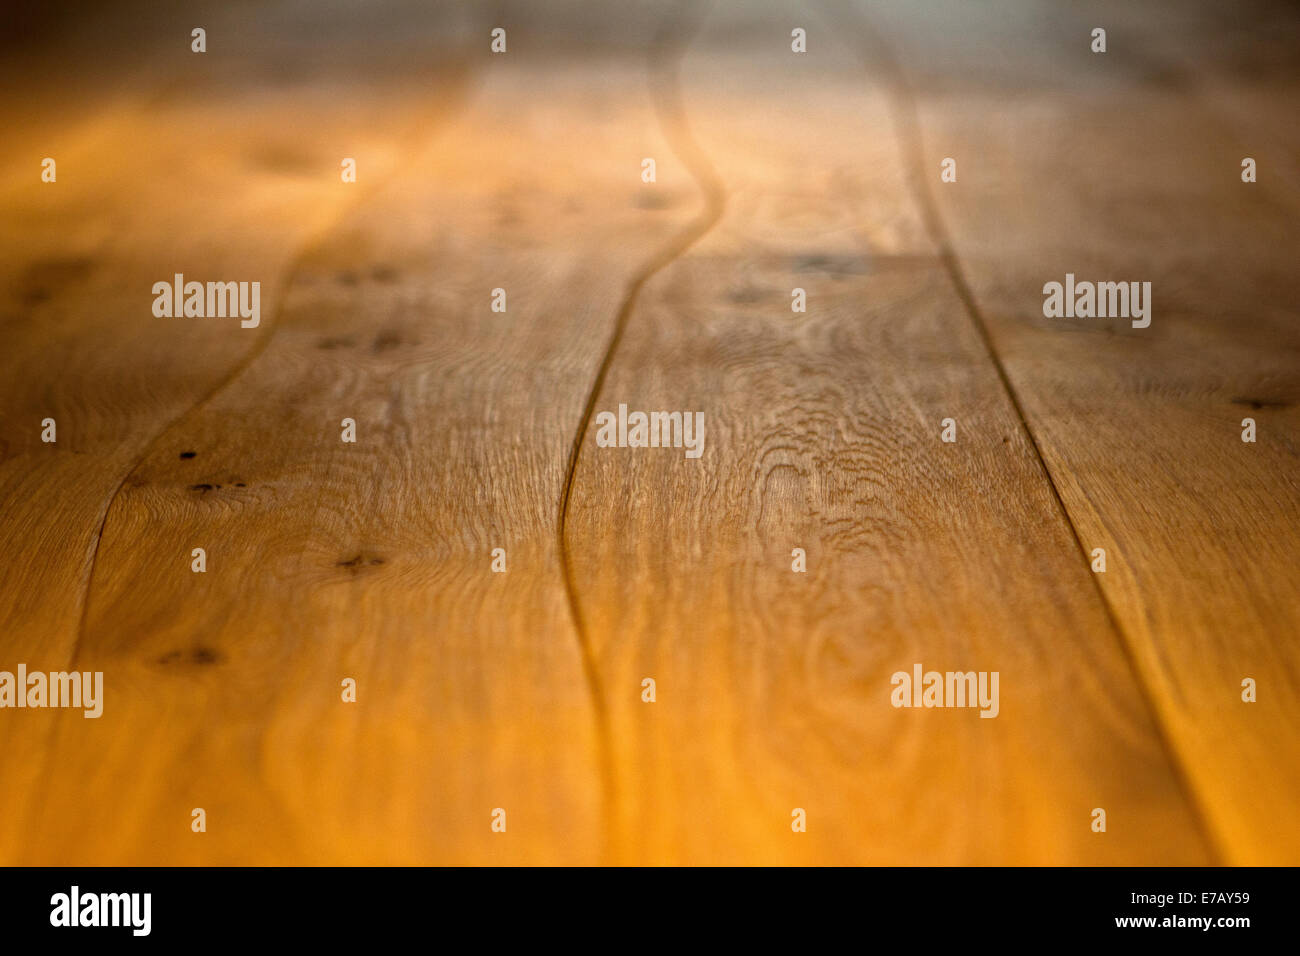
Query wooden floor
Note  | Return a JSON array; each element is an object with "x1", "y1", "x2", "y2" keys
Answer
[{"x1": 1, "y1": 0, "x2": 1297, "y2": 865}]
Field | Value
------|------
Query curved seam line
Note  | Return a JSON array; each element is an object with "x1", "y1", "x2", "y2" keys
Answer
[
  {"x1": 820, "y1": 0, "x2": 1226, "y2": 864},
  {"x1": 557, "y1": 0, "x2": 726, "y2": 864},
  {"x1": 68, "y1": 58, "x2": 478, "y2": 670}
]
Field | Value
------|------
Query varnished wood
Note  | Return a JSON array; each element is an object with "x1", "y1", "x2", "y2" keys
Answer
[
  {"x1": 0, "y1": 0, "x2": 1294, "y2": 865},
  {"x1": 848, "y1": 0, "x2": 1300, "y2": 863},
  {"x1": 565, "y1": 6, "x2": 1208, "y2": 863}
]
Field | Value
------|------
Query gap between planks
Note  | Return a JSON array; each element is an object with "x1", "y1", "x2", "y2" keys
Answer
[
  {"x1": 815, "y1": 0, "x2": 1226, "y2": 863},
  {"x1": 557, "y1": 0, "x2": 727, "y2": 863}
]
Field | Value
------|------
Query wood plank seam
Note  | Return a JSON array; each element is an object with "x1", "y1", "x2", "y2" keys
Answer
[
  {"x1": 818, "y1": 0, "x2": 1227, "y2": 862},
  {"x1": 65, "y1": 53, "x2": 479, "y2": 678},
  {"x1": 557, "y1": 0, "x2": 726, "y2": 862}
]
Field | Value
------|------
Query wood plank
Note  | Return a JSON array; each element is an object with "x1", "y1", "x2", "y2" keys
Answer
[
  {"x1": 847, "y1": 0, "x2": 1300, "y2": 862},
  {"x1": 562, "y1": 0, "x2": 1211, "y2": 864},
  {"x1": 7, "y1": 15, "x2": 706, "y2": 863},
  {"x1": 6, "y1": 0, "x2": 1286, "y2": 866},
  {"x1": 0, "y1": 2, "x2": 479, "y2": 861}
]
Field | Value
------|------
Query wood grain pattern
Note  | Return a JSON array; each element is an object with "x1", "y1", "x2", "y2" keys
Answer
[
  {"x1": 4, "y1": 5, "x2": 710, "y2": 865},
  {"x1": 846, "y1": 0, "x2": 1300, "y2": 863},
  {"x1": 0, "y1": 6, "x2": 479, "y2": 857},
  {"x1": 564, "y1": 3, "x2": 1209, "y2": 864},
  {"x1": 0, "y1": 0, "x2": 1295, "y2": 865}
]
